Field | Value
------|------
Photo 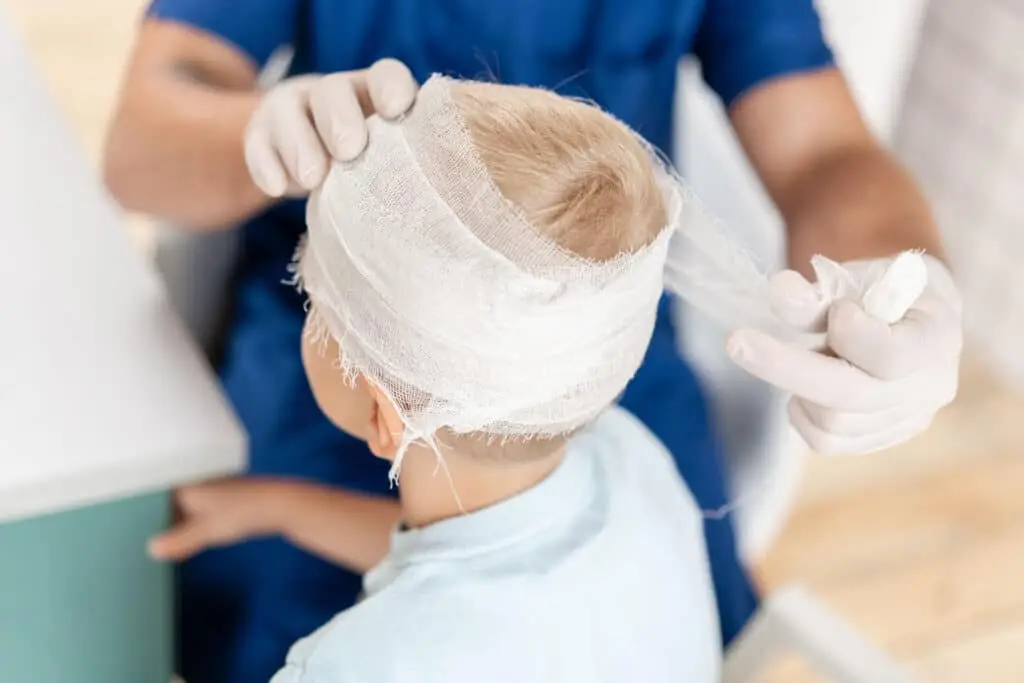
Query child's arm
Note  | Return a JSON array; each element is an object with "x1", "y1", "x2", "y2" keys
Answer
[
  {"x1": 148, "y1": 478, "x2": 400, "y2": 574},
  {"x1": 276, "y1": 483, "x2": 401, "y2": 573}
]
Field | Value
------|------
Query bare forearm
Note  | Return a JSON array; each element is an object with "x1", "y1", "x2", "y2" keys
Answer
[
  {"x1": 729, "y1": 69, "x2": 946, "y2": 278},
  {"x1": 274, "y1": 483, "x2": 400, "y2": 574},
  {"x1": 104, "y1": 81, "x2": 267, "y2": 230},
  {"x1": 781, "y1": 144, "x2": 946, "y2": 278},
  {"x1": 103, "y1": 21, "x2": 275, "y2": 230}
]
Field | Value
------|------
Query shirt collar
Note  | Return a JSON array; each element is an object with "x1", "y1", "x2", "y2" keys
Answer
[{"x1": 378, "y1": 436, "x2": 596, "y2": 571}]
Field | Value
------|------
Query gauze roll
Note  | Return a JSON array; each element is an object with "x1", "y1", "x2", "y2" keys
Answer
[{"x1": 295, "y1": 75, "x2": 925, "y2": 482}]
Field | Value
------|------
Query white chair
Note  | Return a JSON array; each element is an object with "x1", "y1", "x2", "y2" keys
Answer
[
  {"x1": 722, "y1": 585, "x2": 924, "y2": 683},
  {"x1": 152, "y1": 224, "x2": 240, "y2": 356}
]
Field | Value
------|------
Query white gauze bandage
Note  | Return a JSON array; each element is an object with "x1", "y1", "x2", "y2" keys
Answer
[{"x1": 296, "y1": 75, "x2": 926, "y2": 483}]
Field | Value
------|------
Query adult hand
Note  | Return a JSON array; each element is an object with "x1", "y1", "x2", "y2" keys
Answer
[
  {"x1": 244, "y1": 58, "x2": 418, "y2": 198},
  {"x1": 726, "y1": 254, "x2": 963, "y2": 455},
  {"x1": 148, "y1": 478, "x2": 295, "y2": 561}
]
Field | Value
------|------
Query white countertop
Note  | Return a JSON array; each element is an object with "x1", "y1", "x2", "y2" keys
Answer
[{"x1": 0, "y1": 9, "x2": 246, "y2": 524}]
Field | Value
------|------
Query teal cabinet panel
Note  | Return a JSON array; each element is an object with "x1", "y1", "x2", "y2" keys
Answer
[{"x1": 0, "y1": 493, "x2": 172, "y2": 683}]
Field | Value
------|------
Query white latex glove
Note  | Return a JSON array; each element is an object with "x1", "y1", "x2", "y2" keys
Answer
[
  {"x1": 244, "y1": 58, "x2": 418, "y2": 198},
  {"x1": 726, "y1": 253, "x2": 963, "y2": 455}
]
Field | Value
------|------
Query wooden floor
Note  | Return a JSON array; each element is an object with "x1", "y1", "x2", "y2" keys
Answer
[
  {"x1": 756, "y1": 356, "x2": 1024, "y2": 682},
  {"x1": 10, "y1": 1, "x2": 1024, "y2": 680}
]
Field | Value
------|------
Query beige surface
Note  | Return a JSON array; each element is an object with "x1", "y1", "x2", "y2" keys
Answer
[
  {"x1": 10, "y1": 0, "x2": 1024, "y2": 679},
  {"x1": 7, "y1": 0, "x2": 153, "y2": 250},
  {"x1": 757, "y1": 358, "x2": 1024, "y2": 682}
]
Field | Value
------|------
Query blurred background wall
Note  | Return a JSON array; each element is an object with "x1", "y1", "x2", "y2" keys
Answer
[
  {"x1": 5, "y1": 0, "x2": 1024, "y2": 680},
  {"x1": 897, "y1": 0, "x2": 1024, "y2": 393}
]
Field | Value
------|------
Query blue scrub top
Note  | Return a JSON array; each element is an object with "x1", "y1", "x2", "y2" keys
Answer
[
  {"x1": 150, "y1": 0, "x2": 834, "y2": 304},
  {"x1": 147, "y1": 2, "x2": 832, "y2": 682}
]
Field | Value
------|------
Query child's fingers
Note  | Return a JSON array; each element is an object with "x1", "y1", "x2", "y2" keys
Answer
[{"x1": 147, "y1": 521, "x2": 211, "y2": 562}]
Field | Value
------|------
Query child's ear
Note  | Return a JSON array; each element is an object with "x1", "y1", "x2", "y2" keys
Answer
[{"x1": 365, "y1": 381, "x2": 405, "y2": 460}]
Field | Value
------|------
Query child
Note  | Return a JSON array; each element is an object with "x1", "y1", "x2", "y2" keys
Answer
[{"x1": 152, "y1": 77, "x2": 722, "y2": 682}]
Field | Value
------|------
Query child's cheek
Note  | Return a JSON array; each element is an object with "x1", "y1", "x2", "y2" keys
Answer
[{"x1": 301, "y1": 334, "x2": 376, "y2": 442}]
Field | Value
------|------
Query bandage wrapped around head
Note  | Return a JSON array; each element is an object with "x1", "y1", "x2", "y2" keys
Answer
[{"x1": 294, "y1": 75, "x2": 900, "y2": 481}]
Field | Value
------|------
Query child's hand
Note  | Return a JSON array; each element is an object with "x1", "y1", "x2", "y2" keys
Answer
[{"x1": 148, "y1": 478, "x2": 291, "y2": 561}]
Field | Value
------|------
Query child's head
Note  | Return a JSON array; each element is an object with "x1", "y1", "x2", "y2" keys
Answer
[{"x1": 298, "y1": 77, "x2": 671, "y2": 470}]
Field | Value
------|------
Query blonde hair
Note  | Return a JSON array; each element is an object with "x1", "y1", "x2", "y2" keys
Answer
[
  {"x1": 440, "y1": 82, "x2": 668, "y2": 461},
  {"x1": 453, "y1": 82, "x2": 667, "y2": 261}
]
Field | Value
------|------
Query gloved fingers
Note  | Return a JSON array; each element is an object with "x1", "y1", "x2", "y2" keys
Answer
[
  {"x1": 789, "y1": 399, "x2": 933, "y2": 455},
  {"x1": 810, "y1": 254, "x2": 865, "y2": 303},
  {"x1": 243, "y1": 118, "x2": 289, "y2": 198},
  {"x1": 309, "y1": 72, "x2": 370, "y2": 162},
  {"x1": 792, "y1": 398, "x2": 920, "y2": 438},
  {"x1": 268, "y1": 85, "x2": 329, "y2": 191},
  {"x1": 767, "y1": 269, "x2": 830, "y2": 332},
  {"x1": 828, "y1": 298, "x2": 957, "y2": 380},
  {"x1": 365, "y1": 58, "x2": 418, "y2": 119},
  {"x1": 904, "y1": 284, "x2": 965, "y2": 359},
  {"x1": 727, "y1": 328, "x2": 899, "y2": 412}
]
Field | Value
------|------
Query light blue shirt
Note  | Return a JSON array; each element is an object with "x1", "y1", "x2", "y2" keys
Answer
[{"x1": 270, "y1": 407, "x2": 721, "y2": 682}]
